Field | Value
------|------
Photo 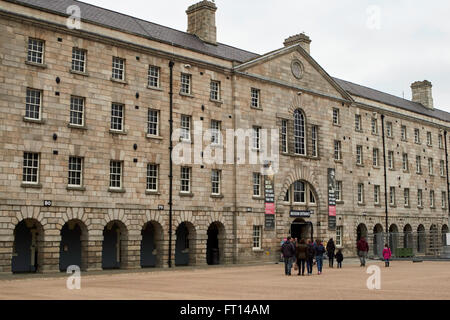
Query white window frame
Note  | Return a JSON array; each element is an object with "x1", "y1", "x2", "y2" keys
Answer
[
  {"x1": 416, "y1": 156, "x2": 422, "y2": 174},
  {"x1": 358, "y1": 183, "x2": 364, "y2": 204},
  {"x1": 70, "y1": 96, "x2": 85, "y2": 127},
  {"x1": 25, "y1": 88, "x2": 42, "y2": 120},
  {"x1": 23, "y1": 152, "x2": 39, "y2": 184},
  {"x1": 111, "y1": 103, "x2": 124, "y2": 132},
  {"x1": 211, "y1": 120, "x2": 221, "y2": 145},
  {"x1": 335, "y1": 181, "x2": 342, "y2": 201},
  {"x1": 27, "y1": 38, "x2": 44, "y2": 64},
  {"x1": 109, "y1": 160, "x2": 123, "y2": 189},
  {"x1": 355, "y1": 114, "x2": 361, "y2": 131},
  {"x1": 147, "y1": 109, "x2": 160, "y2": 136},
  {"x1": 401, "y1": 126, "x2": 407, "y2": 141},
  {"x1": 334, "y1": 140, "x2": 341, "y2": 161},
  {"x1": 211, "y1": 169, "x2": 221, "y2": 195},
  {"x1": 251, "y1": 88, "x2": 260, "y2": 108},
  {"x1": 71, "y1": 47, "x2": 86, "y2": 73},
  {"x1": 68, "y1": 156, "x2": 83, "y2": 187},
  {"x1": 440, "y1": 160, "x2": 445, "y2": 177},
  {"x1": 404, "y1": 189, "x2": 410, "y2": 207},
  {"x1": 253, "y1": 172, "x2": 261, "y2": 197},
  {"x1": 311, "y1": 125, "x2": 318, "y2": 157},
  {"x1": 180, "y1": 115, "x2": 191, "y2": 141},
  {"x1": 281, "y1": 120, "x2": 288, "y2": 153},
  {"x1": 371, "y1": 118, "x2": 378, "y2": 134},
  {"x1": 439, "y1": 135, "x2": 444, "y2": 149},
  {"x1": 386, "y1": 122, "x2": 393, "y2": 137},
  {"x1": 180, "y1": 167, "x2": 191, "y2": 193},
  {"x1": 374, "y1": 185, "x2": 380, "y2": 205},
  {"x1": 336, "y1": 226, "x2": 343, "y2": 247},
  {"x1": 253, "y1": 126, "x2": 261, "y2": 150},
  {"x1": 356, "y1": 145, "x2": 363, "y2": 165},
  {"x1": 390, "y1": 187, "x2": 396, "y2": 206},
  {"x1": 333, "y1": 108, "x2": 340, "y2": 125},
  {"x1": 430, "y1": 190, "x2": 435, "y2": 208},
  {"x1": 388, "y1": 151, "x2": 394, "y2": 170},
  {"x1": 181, "y1": 73, "x2": 192, "y2": 95},
  {"x1": 148, "y1": 65, "x2": 160, "y2": 88},
  {"x1": 414, "y1": 129, "x2": 420, "y2": 144},
  {"x1": 403, "y1": 154, "x2": 409, "y2": 171},
  {"x1": 293, "y1": 181, "x2": 306, "y2": 204},
  {"x1": 427, "y1": 132, "x2": 432, "y2": 146},
  {"x1": 429, "y1": 158, "x2": 434, "y2": 176},
  {"x1": 112, "y1": 57, "x2": 125, "y2": 81},
  {"x1": 210, "y1": 80, "x2": 220, "y2": 101},
  {"x1": 442, "y1": 191, "x2": 447, "y2": 209},
  {"x1": 373, "y1": 148, "x2": 379, "y2": 167},
  {"x1": 417, "y1": 189, "x2": 423, "y2": 207},
  {"x1": 253, "y1": 226, "x2": 262, "y2": 250},
  {"x1": 146, "y1": 164, "x2": 159, "y2": 192}
]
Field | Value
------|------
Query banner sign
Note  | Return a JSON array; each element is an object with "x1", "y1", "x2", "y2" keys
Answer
[
  {"x1": 290, "y1": 210, "x2": 314, "y2": 218},
  {"x1": 328, "y1": 168, "x2": 337, "y2": 230},
  {"x1": 264, "y1": 174, "x2": 275, "y2": 230}
]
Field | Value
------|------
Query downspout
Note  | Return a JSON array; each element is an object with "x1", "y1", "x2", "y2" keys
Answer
[
  {"x1": 231, "y1": 72, "x2": 238, "y2": 264},
  {"x1": 168, "y1": 60, "x2": 174, "y2": 268},
  {"x1": 445, "y1": 131, "x2": 450, "y2": 227},
  {"x1": 381, "y1": 115, "x2": 389, "y2": 245}
]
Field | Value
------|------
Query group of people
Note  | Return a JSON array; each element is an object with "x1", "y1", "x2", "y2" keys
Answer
[
  {"x1": 357, "y1": 236, "x2": 392, "y2": 268},
  {"x1": 280, "y1": 237, "x2": 344, "y2": 276}
]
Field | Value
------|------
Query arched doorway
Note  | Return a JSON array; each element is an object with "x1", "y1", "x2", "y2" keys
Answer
[
  {"x1": 207, "y1": 222, "x2": 225, "y2": 265},
  {"x1": 417, "y1": 225, "x2": 426, "y2": 254},
  {"x1": 12, "y1": 219, "x2": 44, "y2": 273},
  {"x1": 59, "y1": 220, "x2": 88, "y2": 272},
  {"x1": 290, "y1": 218, "x2": 313, "y2": 242},
  {"x1": 442, "y1": 225, "x2": 449, "y2": 246},
  {"x1": 373, "y1": 224, "x2": 384, "y2": 257},
  {"x1": 403, "y1": 224, "x2": 413, "y2": 249},
  {"x1": 357, "y1": 224, "x2": 368, "y2": 241},
  {"x1": 175, "y1": 222, "x2": 196, "y2": 266},
  {"x1": 141, "y1": 221, "x2": 163, "y2": 268},
  {"x1": 429, "y1": 225, "x2": 439, "y2": 254},
  {"x1": 389, "y1": 224, "x2": 399, "y2": 255},
  {"x1": 102, "y1": 221, "x2": 128, "y2": 270}
]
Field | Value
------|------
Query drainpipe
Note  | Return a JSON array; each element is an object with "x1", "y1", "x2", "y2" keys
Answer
[
  {"x1": 168, "y1": 60, "x2": 174, "y2": 268},
  {"x1": 445, "y1": 131, "x2": 450, "y2": 228},
  {"x1": 381, "y1": 115, "x2": 389, "y2": 245},
  {"x1": 231, "y1": 73, "x2": 238, "y2": 264}
]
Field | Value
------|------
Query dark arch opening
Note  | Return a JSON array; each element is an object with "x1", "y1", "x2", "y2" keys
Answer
[
  {"x1": 102, "y1": 221, "x2": 128, "y2": 270},
  {"x1": 357, "y1": 224, "x2": 368, "y2": 241},
  {"x1": 175, "y1": 222, "x2": 196, "y2": 266},
  {"x1": 417, "y1": 225, "x2": 426, "y2": 253},
  {"x1": 403, "y1": 224, "x2": 413, "y2": 249},
  {"x1": 12, "y1": 219, "x2": 44, "y2": 273},
  {"x1": 141, "y1": 221, "x2": 163, "y2": 268},
  {"x1": 373, "y1": 224, "x2": 384, "y2": 256},
  {"x1": 59, "y1": 220, "x2": 88, "y2": 272}
]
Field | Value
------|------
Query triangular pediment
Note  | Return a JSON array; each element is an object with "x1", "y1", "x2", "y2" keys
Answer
[{"x1": 234, "y1": 45, "x2": 352, "y2": 101}]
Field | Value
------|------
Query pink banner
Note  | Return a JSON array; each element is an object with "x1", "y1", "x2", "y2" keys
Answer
[
  {"x1": 328, "y1": 206, "x2": 336, "y2": 217},
  {"x1": 265, "y1": 203, "x2": 275, "y2": 215}
]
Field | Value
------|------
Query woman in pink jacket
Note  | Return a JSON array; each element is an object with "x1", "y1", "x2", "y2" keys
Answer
[{"x1": 382, "y1": 244, "x2": 392, "y2": 267}]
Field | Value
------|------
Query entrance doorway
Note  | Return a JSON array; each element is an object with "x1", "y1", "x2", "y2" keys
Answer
[
  {"x1": 207, "y1": 224, "x2": 219, "y2": 265},
  {"x1": 290, "y1": 219, "x2": 313, "y2": 241},
  {"x1": 12, "y1": 219, "x2": 43, "y2": 273},
  {"x1": 59, "y1": 222, "x2": 83, "y2": 272}
]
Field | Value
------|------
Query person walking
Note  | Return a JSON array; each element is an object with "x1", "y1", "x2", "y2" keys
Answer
[
  {"x1": 357, "y1": 237, "x2": 369, "y2": 267},
  {"x1": 382, "y1": 244, "x2": 392, "y2": 267},
  {"x1": 314, "y1": 239, "x2": 326, "y2": 275},
  {"x1": 306, "y1": 239, "x2": 315, "y2": 276},
  {"x1": 281, "y1": 236, "x2": 296, "y2": 276},
  {"x1": 335, "y1": 249, "x2": 344, "y2": 268},
  {"x1": 295, "y1": 239, "x2": 307, "y2": 276},
  {"x1": 326, "y1": 238, "x2": 336, "y2": 268}
]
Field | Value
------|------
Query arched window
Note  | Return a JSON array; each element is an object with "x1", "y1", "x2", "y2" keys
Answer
[
  {"x1": 284, "y1": 180, "x2": 317, "y2": 206},
  {"x1": 294, "y1": 109, "x2": 306, "y2": 155}
]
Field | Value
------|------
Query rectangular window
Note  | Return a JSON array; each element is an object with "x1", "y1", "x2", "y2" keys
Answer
[
  {"x1": 418, "y1": 189, "x2": 423, "y2": 207},
  {"x1": 390, "y1": 187, "x2": 396, "y2": 206},
  {"x1": 333, "y1": 108, "x2": 340, "y2": 125},
  {"x1": 25, "y1": 88, "x2": 42, "y2": 120},
  {"x1": 335, "y1": 181, "x2": 342, "y2": 201},
  {"x1": 148, "y1": 65, "x2": 160, "y2": 88},
  {"x1": 210, "y1": 81, "x2": 220, "y2": 101},
  {"x1": 180, "y1": 115, "x2": 191, "y2": 141},
  {"x1": 371, "y1": 118, "x2": 378, "y2": 135},
  {"x1": 146, "y1": 164, "x2": 158, "y2": 192},
  {"x1": 404, "y1": 189, "x2": 410, "y2": 207},
  {"x1": 427, "y1": 132, "x2": 432, "y2": 146},
  {"x1": 401, "y1": 126, "x2": 407, "y2": 141},
  {"x1": 386, "y1": 122, "x2": 393, "y2": 137},
  {"x1": 430, "y1": 190, "x2": 435, "y2": 208},
  {"x1": 71, "y1": 48, "x2": 86, "y2": 73},
  {"x1": 211, "y1": 170, "x2": 221, "y2": 195},
  {"x1": 358, "y1": 183, "x2": 364, "y2": 204},
  {"x1": 251, "y1": 88, "x2": 260, "y2": 108},
  {"x1": 112, "y1": 57, "x2": 125, "y2": 80},
  {"x1": 109, "y1": 161, "x2": 122, "y2": 189},
  {"x1": 440, "y1": 160, "x2": 445, "y2": 177},
  {"x1": 311, "y1": 125, "x2": 318, "y2": 157},
  {"x1": 416, "y1": 156, "x2": 422, "y2": 174},
  {"x1": 439, "y1": 134, "x2": 444, "y2": 149},
  {"x1": 211, "y1": 120, "x2": 221, "y2": 145},
  {"x1": 181, "y1": 73, "x2": 191, "y2": 94},
  {"x1": 414, "y1": 129, "x2": 420, "y2": 144},
  {"x1": 388, "y1": 151, "x2": 394, "y2": 170},
  {"x1": 253, "y1": 172, "x2": 261, "y2": 197},
  {"x1": 403, "y1": 154, "x2": 409, "y2": 171},
  {"x1": 374, "y1": 185, "x2": 380, "y2": 205},
  {"x1": 356, "y1": 145, "x2": 363, "y2": 165},
  {"x1": 373, "y1": 148, "x2": 379, "y2": 167},
  {"x1": 428, "y1": 158, "x2": 434, "y2": 175},
  {"x1": 294, "y1": 181, "x2": 306, "y2": 203},
  {"x1": 27, "y1": 38, "x2": 44, "y2": 64},
  {"x1": 111, "y1": 103, "x2": 124, "y2": 131},
  {"x1": 70, "y1": 96, "x2": 85, "y2": 126},
  {"x1": 180, "y1": 167, "x2": 191, "y2": 193},
  {"x1": 68, "y1": 157, "x2": 83, "y2": 187},
  {"x1": 336, "y1": 226, "x2": 343, "y2": 247},
  {"x1": 253, "y1": 127, "x2": 261, "y2": 150},
  {"x1": 442, "y1": 191, "x2": 447, "y2": 209},
  {"x1": 253, "y1": 226, "x2": 262, "y2": 249},
  {"x1": 281, "y1": 120, "x2": 288, "y2": 153},
  {"x1": 355, "y1": 114, "x2": 362, "y2": 131},
  {"x1": 23, "y1": 152, "x2": 39, "y2": 184},
  {"x1": 147, "y1": 109, "x2": 159, "y2": 136},
  {"x1": 334, "y1": 141, "x2": 341, "y2": 161}
]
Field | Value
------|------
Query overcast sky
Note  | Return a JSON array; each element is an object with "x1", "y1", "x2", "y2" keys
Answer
[{"x1": 82, "y1": 0, "x2": 450, "y2": 112}]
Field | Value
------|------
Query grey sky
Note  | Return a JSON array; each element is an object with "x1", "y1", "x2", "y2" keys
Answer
[{"x1": 82, "y1": 0, "x2": 450, "y2": 112}]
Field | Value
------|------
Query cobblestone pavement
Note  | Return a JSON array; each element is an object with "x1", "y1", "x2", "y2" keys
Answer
[{"x1": 0, "y1": 259, "x2": 449, "y2": 300}]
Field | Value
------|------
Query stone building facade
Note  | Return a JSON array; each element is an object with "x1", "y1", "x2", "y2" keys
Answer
[{"x1": 0, "y1": 0, "x2": 449, "y2": 273}]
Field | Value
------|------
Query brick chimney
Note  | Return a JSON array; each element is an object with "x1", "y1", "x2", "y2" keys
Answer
[
  {"x1": 186, "y1": 0, "x2": 217, "y2": 45},
  {"x1": 284, "y1": 33, "x2": 311, "y2": 54},
  {"x1": 411, "y1": 80, "x2": 434, "y2": 109}
]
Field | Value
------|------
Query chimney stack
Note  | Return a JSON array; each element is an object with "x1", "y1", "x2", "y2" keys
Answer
[
  {"x1": 411, "y1": 80, "x2": 434, "y2": 109},
  {"x1": 186, "y1": 0, "x2": 217, "y2": 45},
  {"x1": 284, "y1": 33, "x2": 311, "y2": 54}
]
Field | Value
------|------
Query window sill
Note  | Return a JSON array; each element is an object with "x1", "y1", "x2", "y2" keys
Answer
[
  {"x1": 355, "y1": 129, "x2": 363, "y2": 133},
  {"x1": 374, "y1": 203, "x2": 382, "y2": 207},
  {"x1": 416, "y1": 172, "x2": 423, "y2": 175},
  {"x1": 336, "y1": 201, "x2": 344, "y2": 205},
  {"x1": 417, "y1": 206, "x2": 423, "y2": 210},
  {"x1": 179, "y1": 92, "x2": 194, "y2": 98},
  {"x1": 211, "y1": 144, "x2": 223, "y2": 149},
  {"x1": 403, "y1": 170, "x2": 409, "y2": 174},
  {"x1": 404, "y1": 205, "x2": 410, "y2": 209},
  {"x1": 357, "y1": 203, "x2": 366, "y2": 207},
  {"x1": 387, "y1": 136, "x2": 393, "y2": 139},
  {"x1": 147, "y1": 86, "x2": 163, "y2": 92},
  {"x1": 109, "y1": 129, "x2": 127, "y2": 135},
  {"x1": 356, "y1": 164, "x2": 364, "y2": 167},
  {"x1": 210, "y1": 99, "x2": 223, "y2": 105},
  {"x1": 110, "y1": 78, "x2": 128, "y2": 85},
  {"x1": 108, "y1": 188, "x2": 126, "y2": 193},
  {"x1": 145, "y1": 190, "x2": 161, "y2": 195},
  {"x1": 252, "y1": 248, "x2": 265, "y2": 253},
  {"x1": 25, "y1": 61, "x2": 47, "y2": 69},
  {"x1": 333, "y1": 123, "x2": 341, "y2": 127},
  {"x1": 210, "y1": 194, "x2": 224, "y2": 199},
  {"x1": 389, "y1": 204, "x2": 397, "y2": 208},
  {"x1": 252, "y1": 196, "x2": 264, "y2": 201},
  {"x1": 23, "y1": 117, "x2": 45, "y2": 124},
  {"x1": 67, "y1": 186, "x2": 86, "y2": 191},
  {"x1": 250, "y1": 106, "x2": 263, "y2": 111},
  {"x1": 371, "y1": 133, "x2": 379, "y2": 136},
  {"x1": 70, "y1": 69, "x2": 89, "y2": 77},
  {"x1": 373, "y1": 166, "x2": 381, "y2": 169},
  {"x1": 388, "y1": 168, "x2": 395, "y2": 171},
  {"x1": 179, "y1": 192, "x2": 194, "y2": 197},
  {"x1": 334, "y1": 160, "x2": 343, "y2": 164},
  {"x1": 146, "y1": 134, "x2": 163, "y2": 140},
  {"x1": 21, "y1": 183, "x2": 42, "y2": 189},
  {"x1": 68, "y1": 124, "x2": 87, "y2": 130}
]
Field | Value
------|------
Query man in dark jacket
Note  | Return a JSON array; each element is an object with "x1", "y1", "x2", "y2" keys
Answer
[
  {"x1": 326, "y1": 238, "x2": 336, "y2": 268},
  {"x1": 305, "y1": 239, "x2": 315, "y2": 276},
  {"x1": 295, "y1": 239, "x2": 307, "y2": 276},
  {"x1": 357, "y1": 237, "x2": 369, "y2": 267},
  {"x1": 281, "y1": 236, "x2": 295, "y2": 275}
]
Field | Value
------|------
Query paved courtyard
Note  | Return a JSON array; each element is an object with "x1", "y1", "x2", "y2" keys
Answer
[{"x1": 0, "y1": 259, "x2": 449, "y2": 300}]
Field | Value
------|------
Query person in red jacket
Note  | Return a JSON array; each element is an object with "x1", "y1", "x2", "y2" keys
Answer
[
  {"x1": 382, "y1": 244, "x2": 392, "y2": 267},
  {"x1": 356, "y1": 237, "x2": 369, "y2": 267}
]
